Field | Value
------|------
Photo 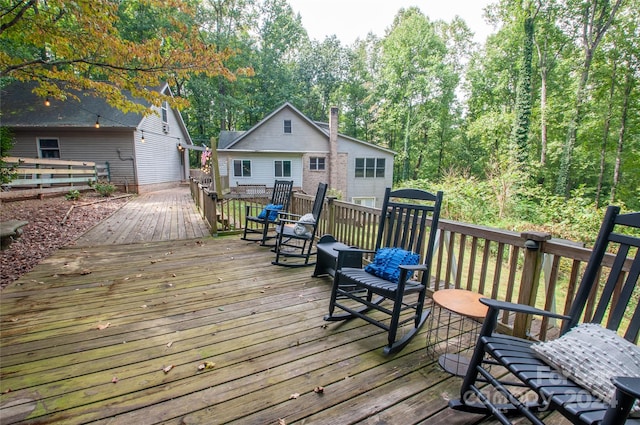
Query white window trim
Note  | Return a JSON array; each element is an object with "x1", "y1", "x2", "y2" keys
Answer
[
  {"x1": 274, "y1": 160, "x2": 292, "y2": 178},
  {"x1": 233, "y1": 159, "x2": 252, "y2": 178},
  {"x1": 353, "y1": 197, "x2": 376, "y2": 207},
  {"x1": 38, "y1": 137, "x2": 60, "y2": 159}
]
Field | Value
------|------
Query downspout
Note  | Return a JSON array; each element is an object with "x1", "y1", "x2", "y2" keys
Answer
[{"x1": 117, "y1": 148, "x2": 137, "y2": 193}]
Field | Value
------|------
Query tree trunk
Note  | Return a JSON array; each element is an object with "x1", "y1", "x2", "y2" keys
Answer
[
  {"x1": 610, "y1": 67, "x2": 632, "y2": 203},
  {"x1": 510, "y1": 16, "x2": 534, "y2": 171},
  {"x1": 595, "y1": 58, "x2": 616, "y2": 208},
  {"x1": 539, "y1": 65, "x2": 548, "y2": 166}
]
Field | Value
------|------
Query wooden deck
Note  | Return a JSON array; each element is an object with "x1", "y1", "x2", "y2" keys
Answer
[
  {"x1": 0, "y1": 189, "x2": 569, "y2": 424},
  {"x1": 73, "y1": 187, "x2": 210, "y2": 247}
]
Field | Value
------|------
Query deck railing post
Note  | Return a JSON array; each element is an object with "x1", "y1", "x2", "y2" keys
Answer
[
  {"x1": 326, "y1": 197, "x2": 337, "y2": 237},
  {"x1": 513, "y1": 231, "x2": 551, "y2": 338},
  {"x1": 207, "y1": 191, "x2": 218, "y2": 236}
]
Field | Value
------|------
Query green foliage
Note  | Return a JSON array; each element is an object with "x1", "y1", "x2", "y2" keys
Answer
[
  {"x1": 94, "y1": 181, "x2": 117, "y2": 197},
  {"x1": 0, "y1": 128, "x2": 17, "y2": 185},
  {"x1": 65, "y1": 190, "x2": 81, "y2": 201},
  {"x1": 402, "y1": 176, "x2": 610, "y2": 245}
]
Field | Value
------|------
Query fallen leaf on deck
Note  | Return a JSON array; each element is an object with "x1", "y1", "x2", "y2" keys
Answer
[
  {"x1": 166, "y1": 341, "x2": 173, "y2": 348},
  {"x1": 111, "y1": 377, "x2": 118, "y2": 383},
  {"x1": 162, "y1": 365, "x2": 174, "y2": 374},
  {"x1": 278, "y1": 419, "x2": 286, "y2": 425},
  {"x1": 141, "y1": 305, "x2": 147, "y2": 308},
  {"x1": 197, "y1": 361, "x2": 216, "y2": 371},
  {"x1": 97, "y1": 322, "x2": 111, "y2": 330},
  {"x1": 314, "y1": 386, "x2": 324, "y2": 394},
  {"x1": 171, "y1": 273, "x2": 176, "y2": 277},
  {"x1": 3, "y1": 389, "x2": 12, "y2": 394},
  {"x1": 81, "y1": 269, "x2": 91, "y2": 275},
  {"x1": 289, "y1": 393, "x2": 299, "y2": 399}
]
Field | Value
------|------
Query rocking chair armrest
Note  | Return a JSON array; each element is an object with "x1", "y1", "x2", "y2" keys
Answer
[
  {"x1": 479, "y1": 298, "x2": 572, "y2": 321},
  {"x1": 334, "y1": 247, "x2": 375, "y2": 255},
  {"x1": 399, "y1": 264, "x2": 428, "y2": 272},
  {"x1": 612, "y1": 377, "x2": 640, "y2": 400},
  {"x1": 334, "y1": 247, "x2": 373, "y2": 269},
  {"x1": 275, "y1": 212, "x2": 303, "y2": 224}
]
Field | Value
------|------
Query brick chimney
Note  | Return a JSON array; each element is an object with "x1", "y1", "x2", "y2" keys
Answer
[{"x1": 329, "y1": 107, "x2": 339, "y2": 190}]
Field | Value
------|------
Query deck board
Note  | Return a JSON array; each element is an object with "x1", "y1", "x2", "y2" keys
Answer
[
  {"x1": 0, "y1": 236, "x2": 495, "y2": 424},
  {"x1": 1, "y1": 188, "x2": 508, "y2": 425},
  {"x1": 73, "y1": 187, "x2": 209, "y2": 247}
]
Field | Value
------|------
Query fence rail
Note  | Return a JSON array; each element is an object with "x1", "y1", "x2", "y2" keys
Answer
[
  {"x1": 189, "y1": 175, "x2": 637, "y2": 342},
  {"x1": 1, "y1": 157, "x2": 110, "y2": 200}
]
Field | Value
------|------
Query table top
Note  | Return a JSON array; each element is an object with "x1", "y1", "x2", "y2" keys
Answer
[{"x1": 432, "y1": 289, "x2": 488, "y2": 319}]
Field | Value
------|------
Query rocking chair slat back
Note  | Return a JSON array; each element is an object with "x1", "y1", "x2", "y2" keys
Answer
[{"x1": 564, "y1": 208, "x2": 640, "y2": 343}]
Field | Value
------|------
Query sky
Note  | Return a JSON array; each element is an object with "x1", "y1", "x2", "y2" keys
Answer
[{"x1": 286, "y1": 0, "x2": 495, "y2": 45}]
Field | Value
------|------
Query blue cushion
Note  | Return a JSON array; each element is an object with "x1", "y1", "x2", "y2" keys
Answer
[
  {"x1": 364, "y1": 247, "x2": 420, "y2": 283},
  {"x1": 257, "y1": 204, "x2": 283, "y2": 221}
]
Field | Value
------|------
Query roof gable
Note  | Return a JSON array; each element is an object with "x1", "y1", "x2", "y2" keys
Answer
[{"x1": 219, "y1": 102, "x2": 394, "y2": 155}]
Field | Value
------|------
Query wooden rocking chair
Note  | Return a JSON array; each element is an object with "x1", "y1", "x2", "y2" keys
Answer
[
  {"x1": 241, "y1": 180, "x2": 293, "y2": 246},
  {"x1": 449, "y1": 205, "x2": 640, "y2": 425},
  {"x1": 272, "y1": 182, "x2": 328, "y2": 267},
  {"x1": 324, "y1": 187, "x2": 443, "y2": 355}
]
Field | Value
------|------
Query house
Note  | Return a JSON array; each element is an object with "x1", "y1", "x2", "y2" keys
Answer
[
  {"x1": 0, "y1": 81, "x2": 199, "y2": 194},
  {"x1": 217, "y1": 103, "x2": 395, "y2": 207}
]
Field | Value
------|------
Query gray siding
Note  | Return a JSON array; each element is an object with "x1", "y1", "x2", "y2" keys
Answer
[
  {"x1": 234, "y1": 109, "x2": 328, "y2": 153},
  {"x1": 9, "y1": 129, "x2": 136, "y2": 187},
  {"x1": 134, "y1": 108, "x2": 185, "y2": 186},
  {"x1": 338, "y1": 137, "x2": 394, "y2": 207},
  {"x1": 219, "y1": 152, "x2": 302, "y2": 188}
]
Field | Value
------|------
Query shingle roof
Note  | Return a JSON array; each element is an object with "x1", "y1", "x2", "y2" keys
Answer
[
  {"x1": 1, "y1": 81, "x2": 143, "y2": 129},
  {"x1": 217, "y1": 131, "x2": 246, "y2": 149}
]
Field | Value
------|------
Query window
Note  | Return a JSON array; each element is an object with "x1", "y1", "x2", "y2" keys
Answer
[
  {"x1": 353, "y1": 197, "x2": 376, "y2": 207},
  {"x1": 275, "y1": 160, "x2": 291, "y2": 177},
  {"x1": 161, "y1": 101, "x2": 168, "y2": 123},
  {"x1": 284, "y1": 120, "x2": 292, "y2": 134},
  {"x1": 309, "y1": 157, "x2": 325, "y2": 171},
  {"x1": 39, "y1": 138, "x2": 60, "y2": 159},
  {"x1": 376, "y1": 158, "x2": 386, "y2": 177},
  {"x1": 233, "y1": 159, "x2": 251, "y2": 177},
  {"x1": 355, "y1": 157, "x2": 385, "y2": 178}
]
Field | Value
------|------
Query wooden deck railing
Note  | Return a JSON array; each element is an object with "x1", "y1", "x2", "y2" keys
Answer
[{"x1": 189, "y1": 176, "x2": 636, "y2": 342}]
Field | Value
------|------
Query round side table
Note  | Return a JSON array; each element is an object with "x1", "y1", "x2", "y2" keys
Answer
[{"x1": 426, "y1": 289, "x2": 488, "y2": 376}]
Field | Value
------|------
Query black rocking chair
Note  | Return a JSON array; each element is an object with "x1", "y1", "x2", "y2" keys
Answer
[
  {"x1": 272, "y1": 182, "x2": 328, "y2": 267},
  {"x1": 241, "y1": 180, "x2": 293, "y2": 246},
  {"x1": 449, "y1": 205, "x2": 640, "y2": 425},
  {"x1": 324, "y1": 187, "x2": 443, "y2": 355}
]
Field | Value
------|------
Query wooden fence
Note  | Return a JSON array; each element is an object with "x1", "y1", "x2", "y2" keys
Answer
[
  {"x1": 1, "y1": 157, "x2": 110, "y2": 200},
  {"x1": 189, "y1": 176, "x2": 637, "y2": 342}
]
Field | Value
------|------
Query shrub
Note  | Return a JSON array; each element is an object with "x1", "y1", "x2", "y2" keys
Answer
[
  {"x1": 94, "y1": 181, "x2": 116, "y2": 197},
  {"x1": 1, "y1": 127, "x2": 17, "y2": 185},
  {"x1": 65, "y1": 190, "x2": 81, "y2": 201}
]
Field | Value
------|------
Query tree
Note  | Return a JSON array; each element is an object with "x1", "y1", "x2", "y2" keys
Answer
[
  {"x1": 181, "y1": 0, "x2": 258, "y2": 144},
  {"x1": 509, "y1": 3, "x2": 535, "y2": 173},
  {"x1": 250, "y1": 0, "x2": 307, "y2": 122},
  {"x1": 0, "y1": 0, "x2": 249, "y2": 113},
  {"x1": 376, "y1": 7, "x2": 453, "y2": 182},
  {"x1": 554, "y1": 0, "x2": 623, "y2": 196}
]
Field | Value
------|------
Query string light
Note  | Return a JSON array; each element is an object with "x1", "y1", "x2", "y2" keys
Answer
[
  {"x1": 140, "y1": 130, "x2": 145, "y2": 143},
  {"x1": 95, "y1": 115, "x2": 100, "y2": 129},
  {"x1": 44, "y1": 97, "x2": 50, "y2": 107}
]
